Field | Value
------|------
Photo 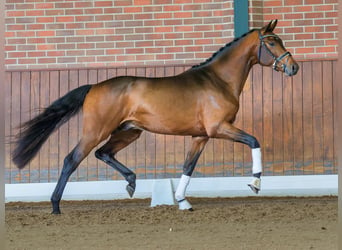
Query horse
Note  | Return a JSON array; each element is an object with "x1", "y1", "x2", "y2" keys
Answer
[{"x1": 12, "y1": 19, "x2": 299, "y2": 214}]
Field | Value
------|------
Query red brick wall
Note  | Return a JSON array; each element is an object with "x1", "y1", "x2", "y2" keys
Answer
[
  {"x1": 5, "y1": 0, "x2": 234, "y2": 70},
  {"x1": 5, "y1": 0, "x2": 338, "y2": 70},
  {"x1": 261, "y1": 0, "x2": 338, "y2": 59}
]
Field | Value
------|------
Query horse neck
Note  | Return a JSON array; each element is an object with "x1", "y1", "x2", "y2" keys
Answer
[{"x1": 208, "y1": 31, "x2": 259, "y2": 98}]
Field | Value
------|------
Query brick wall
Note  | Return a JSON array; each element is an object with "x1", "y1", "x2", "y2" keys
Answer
[
  {"x1": 261, "y1": 0, "x2": 338, "y2": 59},
  {"x1": 5, "y1": 0, "x2": 338, "y2": 70},
  {"x1": 5, "y1": 0, "x2": 234, "y2": 70}
]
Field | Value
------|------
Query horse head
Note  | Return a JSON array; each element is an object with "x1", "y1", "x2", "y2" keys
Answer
[{"x1": 257, "y1": 19, "x2": 299, "y2": 76}]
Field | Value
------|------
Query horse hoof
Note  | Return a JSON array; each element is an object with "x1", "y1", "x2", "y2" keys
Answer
[
  {"x1": 126, "y1": 184, "x2": 135, "y2": 198},
  {"x1": 248, "y1": 184, "x2": 260, "y2": 194},
  {"x1": 188, "y1": 208, "x2": 194, "y2": 212},
  {"x1": 248, "y1": 177, "x2": 261, "y2": 194},
  {"x1": 178, "y1": 199, "x2": 193, "y2": 211}
]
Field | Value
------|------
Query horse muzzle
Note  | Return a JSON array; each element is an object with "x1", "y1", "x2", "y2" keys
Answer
[
  {"x1": 273, "y1": 52, "x2": 299, "y2": 76},
  {"x1": 284, "y1": 61, "x2": 299, "y2": 76}
]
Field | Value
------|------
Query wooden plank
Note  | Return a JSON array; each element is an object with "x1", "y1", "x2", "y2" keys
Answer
[
  {"x1": 302, "y1": 61, "x2": 314, "y2": 174},
  {"x1": 332, "y1": 61, "x2": 338, "y2": 174},
  {"x1": 107, "y1": 68, "x2": 117, "y2": 79},
  {"x1": 38, "y1": 71, "x2": 50, "y2": 182},
  {"x1": 11, "y1": 72, "x2": 22, "y2": 182},
  {"x1": 322, "y1": 61, "x2": 334, "y2": 174},
  {"x1": 223, "y1": 140, "x2": 234, "y2": 177},
  {"x1": 97, "y1": 68, "x2": 108, "y2": 83},
  {"x1": 312, "y1": 61, "x2": 324, "y2": 174},
  {"x1": 48, "y1": 71, "x2": 60, "y2": 182},
  {"x1": 213, "y1": 138, "x2": 224, "y2": 177},
  {"x1": 174, "y1": 135, "x2": 185, "y2": 177},
  {"x1": 116, "y1": 68, "x2": 127, "y2": 77},
  {"x1": 146, "y1": 67, "x2": 155, "y2": 78},
  {"x1": 292, "y1": 62, "x2": 304, "y2": 175},
  {"x1": 29, "y1": 71, "x2": 41, "y2": 182},
  {"x1": 164, "y1": 66, "x2": 174, "y2": 77},
  {"x1": 135, "y1": 130, "x2": 146, "y2": 179},
  {"x1": 5, "y1": 72, "x2": 13, "y2": 183},
  {"x1": 262, "y1": 67, "x2": 274, "y2": 176},
  {"x1": 283, "y1": 69, "x2": 294, "y2": 175},
  {"x1": 203, "y1": 134, "x2": 214, "y2": 177},
  {"x1": 19, "y1": 71, "x2": 31, "y2": 183},
  {"x1": 145, "y1": 134, "x2": 156, "y2": 179},
  {"x1": 136, "y1": 67, "x2": 146, "y2": 77},
  {"x1": 165, "y1": 135, "x2": 176, "y2": 178},
  {"x1": 272, "y1": 69, "x2": 284, "y2": 175},
  {"x1": 126, "y1": 67, "x2": 136, "y2": 77}
]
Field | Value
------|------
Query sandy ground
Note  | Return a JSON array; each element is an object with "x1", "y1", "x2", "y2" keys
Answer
[{"x1": 6, "y1": 196, "x2": 337, "y2": 250}]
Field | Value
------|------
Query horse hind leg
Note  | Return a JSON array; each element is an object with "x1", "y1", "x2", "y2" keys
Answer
[
  {"x1": 95, "y1": 128, "x2": 142, "y2": 198},
  {"x1": 51, "y1": 137, "x2": 100, "y2": 214}
]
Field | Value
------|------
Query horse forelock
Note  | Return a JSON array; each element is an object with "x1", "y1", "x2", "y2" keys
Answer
[{"x1": 191, "y1": 29, "x2": 258, "y2": 69}]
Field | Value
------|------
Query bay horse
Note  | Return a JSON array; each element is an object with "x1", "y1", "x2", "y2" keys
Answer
[{"x1": 13, "y1": 19, "x2": 299, "y2": 214}]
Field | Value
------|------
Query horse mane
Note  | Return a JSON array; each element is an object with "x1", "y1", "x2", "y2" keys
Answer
[{"x1": 191, "y1": 28, "x2": 257, "y2": 69}]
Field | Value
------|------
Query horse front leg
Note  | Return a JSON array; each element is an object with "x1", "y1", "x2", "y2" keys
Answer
[
  {"x1": 175, "y1": 136, "x2": 208, "y2": 211},
  {"x1": 248, "y1": 148, "x2": 262, "y2": 193},
  {"x1": 213, "y1": 122, "x2": 262, "y2": 193}
]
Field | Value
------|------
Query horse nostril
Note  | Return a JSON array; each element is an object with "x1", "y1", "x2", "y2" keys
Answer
[
  {"x1": 295, "y1": 64, "x2": 299, "y2": 74},
  {"x1": 291, "y1": 63, "x2": 299, "y2": 75}
]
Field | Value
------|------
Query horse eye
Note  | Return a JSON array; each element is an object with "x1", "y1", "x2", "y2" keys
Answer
[{"x1": 269, "y1": 41, "x2": 275, "y2": 47}]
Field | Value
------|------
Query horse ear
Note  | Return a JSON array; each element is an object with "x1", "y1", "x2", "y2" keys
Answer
[{"x1": 264, "y1": 19, "x2": 278, "y2": 32}]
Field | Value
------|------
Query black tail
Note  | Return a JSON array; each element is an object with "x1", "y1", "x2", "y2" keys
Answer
[{"x1": 12, "y1": 84, "x2": 92, "y2": 169}]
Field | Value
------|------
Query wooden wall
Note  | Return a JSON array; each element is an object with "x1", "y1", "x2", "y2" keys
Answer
[{"x1": 5, "y1": 60, "x2": 337, "y2": 184}]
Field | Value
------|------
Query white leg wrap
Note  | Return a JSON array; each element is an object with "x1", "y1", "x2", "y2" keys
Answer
[
  {"x1": 175, "y1": 175, "x2": 192, "y2": 210},
  {"x1": 252, "y1": 148, "x2": 262, "y2": 174},
  {"x1": 248, "y1": 148, "x2": 262, "y2": 194}
]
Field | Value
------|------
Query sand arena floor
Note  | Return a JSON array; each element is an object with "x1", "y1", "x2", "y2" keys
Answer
[{"x1": 6, "y1": 196, "x2": 337, "y2": 250}]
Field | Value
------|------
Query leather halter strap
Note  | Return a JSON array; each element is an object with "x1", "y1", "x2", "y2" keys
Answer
[{"x1": 258, "y1": 30, "x2": 291, "y2": 71}]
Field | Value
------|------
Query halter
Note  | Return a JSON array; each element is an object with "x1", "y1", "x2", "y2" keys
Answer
[{"x1": 258, "y1": 30, "x2": 291, "y2": 71}]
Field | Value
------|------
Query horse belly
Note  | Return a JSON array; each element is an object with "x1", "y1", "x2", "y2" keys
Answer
[
  {"x1": 127, "y1": 98, "x2": 206, "y2": 136},
  {"x1": 137, "y1": 110, "x2": 206, "y2": 136},
  {"x1": 124, "y1": 77, "x2": 211, "y2": 136}
]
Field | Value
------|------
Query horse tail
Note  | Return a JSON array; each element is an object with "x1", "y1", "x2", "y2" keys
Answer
[{"x1": 12, "y1": 84, "x2": 92, "y2": 169}]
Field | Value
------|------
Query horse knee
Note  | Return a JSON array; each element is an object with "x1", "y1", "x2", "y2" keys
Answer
[{"x1": 248, "y1": 136, "x2": 260, "y2": 149}]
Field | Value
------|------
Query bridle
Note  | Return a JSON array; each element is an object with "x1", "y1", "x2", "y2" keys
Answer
[{"x1": 258, "y1": 30, "x2": 291, "y2": 72}]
